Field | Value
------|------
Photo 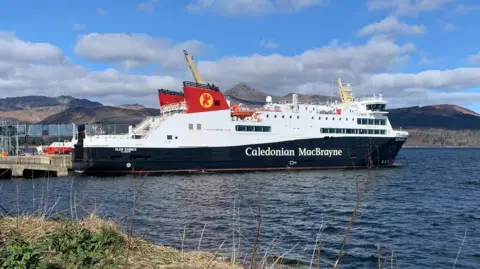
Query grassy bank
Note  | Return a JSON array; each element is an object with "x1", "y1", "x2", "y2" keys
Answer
[{"x1": 0, "y1": 214, "x2": 241, "y2": 269}]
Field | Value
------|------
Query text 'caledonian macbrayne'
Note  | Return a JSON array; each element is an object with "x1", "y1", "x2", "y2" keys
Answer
[{"x1": 245, "y1": 147, "x2": 343, "y2": 157}]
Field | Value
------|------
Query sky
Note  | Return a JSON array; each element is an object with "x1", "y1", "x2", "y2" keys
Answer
[{"x1": 1, "y1": 0, "x2": 480, "y2": 111}]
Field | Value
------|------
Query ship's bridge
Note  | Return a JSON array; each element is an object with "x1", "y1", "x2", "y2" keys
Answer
[{"x1": 357, "y1": 95, "x2": 388, "y2": 114}]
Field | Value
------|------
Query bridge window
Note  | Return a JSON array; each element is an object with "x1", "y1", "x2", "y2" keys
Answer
[
  {"x1": 189, "y1": 124, "x2": 193, "y2": 130},
  {"x1": 367, "y1": 104, "x2": 386, "y2": 111},
  {"x1": 167, "y1": 135, "x2": 172, "y2": 140},
  {"x1": 235, "y1": 125, "x2": 271, "y2": 132},
  {"x1": 196, "y1": 124, "x2": 201, "y2": 130}
]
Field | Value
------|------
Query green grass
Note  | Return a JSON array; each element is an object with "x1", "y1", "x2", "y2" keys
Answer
[{"x1": 0, "y1": 214, "x2": 241, "y2": 269}]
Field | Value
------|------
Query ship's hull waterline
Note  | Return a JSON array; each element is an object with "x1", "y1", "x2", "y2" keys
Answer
[{"x1": 72, "y1": 136, "x2": 406, "y2": 175}]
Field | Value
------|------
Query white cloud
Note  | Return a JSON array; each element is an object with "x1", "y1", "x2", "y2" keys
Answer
[
  {"x1": 2, "y1": 31, "x2": 480, "y2": 109},
  {"x1": 186, "y1": 0, "x2": 327, "y2": 15},
  {"x1": 364, "y1": 68, "x2": 480, "y2": 93},
  {"x1": 137, "y1": 0, "x2": 159, "y2": 12},
  {"x1": 260, "y1": 39, "x2": 279, "y2": 49},
  {"x1": 443, "y1": 23, "x2": 456, "y2": 31},
  {"x1": 358, "y1": 16, "x2": 426, "y2": 36},
  {"x1": 0, "y1": 33, "x2": 185, "y2": 108},
  {"x1": 96, "y1": 8, "x2": 108, "y2": 16},
  {"x1": 367, "y1": 0, "x2": 457, "y2": 16},
  {"x1": 197, "y1": 37, "x2": 417, "y2": 94},
  {"x1": 74, "y1": 33, "x2": 204, "y2": 70},
  {"x1": 466, "y1": 53, "x2": 480, "y2": 65},
  {"x1": 0, "y1": 32, "x2": 65, "y2": 63}
]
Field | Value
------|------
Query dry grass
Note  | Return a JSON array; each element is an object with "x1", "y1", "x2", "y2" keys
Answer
[{"x1": 0, "y1": 214, "x2": 243, "y2": 269}]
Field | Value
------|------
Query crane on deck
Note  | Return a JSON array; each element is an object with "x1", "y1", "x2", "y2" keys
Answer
[
  {"x1": 183, "y1": 50, "x2": 205, "y2": 84},
  {"x1": 337, "y1": 78, "x2": 354, "y2": 104}
]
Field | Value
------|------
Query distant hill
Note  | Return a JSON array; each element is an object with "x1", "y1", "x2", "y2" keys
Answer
[
  {"x1": 40, "y1": 106, "x2": 159, "y2": 125},
  {"x1": 388, "y1": 104, "x2": 480, "y2": 130},
  {"x1": 0, "y1": 95, "x2": 104, "y2": 123},
  {"x1": 0, "y1": 95, "x2": 102, "y2": 111}
]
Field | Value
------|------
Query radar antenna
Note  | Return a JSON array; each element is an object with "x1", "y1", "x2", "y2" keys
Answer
[{"x1": 183, "y1": 50, "x2": 205, "y2": 84}]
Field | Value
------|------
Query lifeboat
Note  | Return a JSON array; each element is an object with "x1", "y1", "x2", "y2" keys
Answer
[{"x1": 231, "y1": 104, "x2": 255, "y2": 118}]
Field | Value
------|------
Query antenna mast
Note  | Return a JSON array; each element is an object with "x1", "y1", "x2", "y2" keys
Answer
[{"x1": 183, "y1": 50, "x2": 205, "y2": 84}]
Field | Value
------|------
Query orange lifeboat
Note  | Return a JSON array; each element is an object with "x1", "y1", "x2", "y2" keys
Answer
[{"x1": 231, "y1": 104, "x2": 255, "y2": 118}]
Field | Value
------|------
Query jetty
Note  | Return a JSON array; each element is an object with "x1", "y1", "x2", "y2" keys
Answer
[{"x1": 0, "y1": 155, "x2": 71, "y2": 178}]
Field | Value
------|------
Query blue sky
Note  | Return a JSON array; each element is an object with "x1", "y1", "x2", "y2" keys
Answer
[{"x1": 1, "y1": 0, "x2": 480, "y2": 111}]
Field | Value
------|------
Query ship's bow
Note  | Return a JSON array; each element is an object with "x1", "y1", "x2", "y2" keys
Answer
[{"x1": 389, "y1": 130, "x2": 408, "y2": 163}]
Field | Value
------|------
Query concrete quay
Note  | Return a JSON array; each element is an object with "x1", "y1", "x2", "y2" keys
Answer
[{"x1": 0, "y1": 155, "x2": 72, "y2": 178}]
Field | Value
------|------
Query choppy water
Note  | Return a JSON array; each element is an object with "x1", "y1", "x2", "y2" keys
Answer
[{"x1": 1, "y1": 148, "x2": 479, "y2": 268}]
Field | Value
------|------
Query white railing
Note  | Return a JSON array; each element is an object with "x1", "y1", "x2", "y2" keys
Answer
[
  {"x1": 161, "y1": 101, "x2": 187, "y2": 113},
  {"x1": 353, "y1": 96, "x2": 385, "y2": 102},
  {"x1": 133, "y1": 116, "x2": 155, "y2": 133}
]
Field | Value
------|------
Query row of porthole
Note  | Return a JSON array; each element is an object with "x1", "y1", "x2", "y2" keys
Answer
[
  {"x1": 265, "y1": 114, "x2": 355, "y2": 121},
  {"x1": 266, "y1": 114, "x2": 300, "y2": 119}
]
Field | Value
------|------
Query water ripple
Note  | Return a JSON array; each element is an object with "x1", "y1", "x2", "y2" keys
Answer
[{"x1": 0, "y1": 148, "x2": 479, "y2": 268}]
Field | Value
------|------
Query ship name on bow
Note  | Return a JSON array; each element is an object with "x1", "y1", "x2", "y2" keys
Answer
[
  {"x1": 115, "y1": 147, "x2": 137, "y2": 153},
  {"x1": 245, "y1": 147, "x2": 342, "y2": 157}
]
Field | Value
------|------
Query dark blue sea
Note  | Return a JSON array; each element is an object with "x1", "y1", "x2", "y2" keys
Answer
[{"x1": 1, "y1": 148, "x2": 479, "y2": 268}]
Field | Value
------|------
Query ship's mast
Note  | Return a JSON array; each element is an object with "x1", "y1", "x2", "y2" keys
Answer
[
  {"x1": 183, "y1": 50, "x2": 205, "y2": 84},
  {"x1": 337, "y1": 78, "x2": 354, "y2": 104}
]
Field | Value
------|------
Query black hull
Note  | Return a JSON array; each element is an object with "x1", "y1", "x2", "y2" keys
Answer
[{"x1": 72, "y1": 136, "x2": 407, "y2": 176}]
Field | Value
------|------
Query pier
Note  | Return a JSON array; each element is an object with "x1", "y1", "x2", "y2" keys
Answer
[{"x1": 0, "y1": 155, "x2": 71, "y2": 178}]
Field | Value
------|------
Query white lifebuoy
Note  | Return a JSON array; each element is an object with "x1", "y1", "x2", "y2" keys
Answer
[{"x1": 126, "y1": 163, "x2": 131, "y2": 168}]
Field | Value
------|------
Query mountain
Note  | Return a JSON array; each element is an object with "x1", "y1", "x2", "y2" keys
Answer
[
  {"x1": 387, "y1": 104, "x2": 480, "y2": 130},
  {"x1": 40, "y1": 106, "x2": 159, "y2": 124},
  {"x1": 0, "y1": 95, "x2": 104, "y2": 123},
  {"x1": 0, "y1": 105, "x2": 69, "y2": 123},
  {"x1": 0, "y1": 95, "x2": 102, "y2": 111}
]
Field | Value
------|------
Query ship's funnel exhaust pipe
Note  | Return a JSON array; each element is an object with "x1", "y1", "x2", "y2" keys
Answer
[{"x1": 292, "y1": 93, "x2": 299, "y2": 112}]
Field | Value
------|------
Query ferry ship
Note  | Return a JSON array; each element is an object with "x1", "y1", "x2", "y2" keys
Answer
[{"x1": 72, "y1": 50, "x2": 408, "y2": 175}]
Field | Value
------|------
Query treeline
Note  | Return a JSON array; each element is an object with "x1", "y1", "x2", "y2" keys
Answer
[{"x1": 404, "y1": 128, "x2": 480, "y2": 147}]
